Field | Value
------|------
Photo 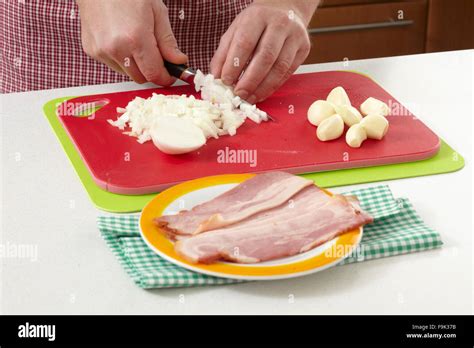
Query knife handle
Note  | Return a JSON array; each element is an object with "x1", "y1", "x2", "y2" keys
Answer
[{"x1": 163, "y1": 61, "x2": 189, "y2": 79}]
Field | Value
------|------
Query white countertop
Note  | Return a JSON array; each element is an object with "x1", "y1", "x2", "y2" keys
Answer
[{"x1": 1, "y1": 50, "x2": 472, "y2": 315}]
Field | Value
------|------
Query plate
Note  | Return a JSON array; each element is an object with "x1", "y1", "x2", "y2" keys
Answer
[{"x1": 139, "y1": 173, "x2": 363, "y2": 280}]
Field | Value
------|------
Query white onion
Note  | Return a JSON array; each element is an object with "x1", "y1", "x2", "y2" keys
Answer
[
  {"x1": 108, "y1": 69, "x2": 268, "y2": 154},
  {"x1": 151, "y1": 117, "x2": 206, "y2": 154}
]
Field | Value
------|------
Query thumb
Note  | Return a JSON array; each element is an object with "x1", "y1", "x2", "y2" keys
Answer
[{"x1": 153, "y1": 6, "x2": 188, "y2": 64}]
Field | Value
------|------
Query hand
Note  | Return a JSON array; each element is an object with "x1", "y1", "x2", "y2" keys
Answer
[
  {"x1": 77, "y1": 0, "x2": 188, "y2": 85},
  {"x1": 210, "y1": 0, "x2": 318, "y2": 104}
]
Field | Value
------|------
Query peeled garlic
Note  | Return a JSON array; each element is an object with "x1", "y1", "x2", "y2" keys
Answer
[
  {"x1": 334, "y1": 104, "x2": 362, "y2": 127},
  {"x1": 360, "y1": 97, "x2": 389, "y2": 116},
  {"x1": 346, "y1": 123, "x2": 367, "y2": 148},
  {"x1": 317, "y1": 114, "x2": 344, "y2": 141},
  {"x1": 307, "y1": 100, "x2": 336, "y2": 126},
  {"x1": 360, "y1": 114, "x2": 389, "y2": 140},
  {"x1": 326, "y1": 86, "x2": 351, "y2": 107}
]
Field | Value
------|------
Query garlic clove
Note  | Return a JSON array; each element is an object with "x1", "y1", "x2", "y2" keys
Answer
[
  {"x1": 307, "y1": 100, "x2": 336, "y2": 126},
  {"x1": 316, "y1": 114, "x2": 344, "y2": 141},
  {"x1": 346, "y1": 123, "x2": 368, "y2": 148},
  {"x1": 326, "y1": 86, "x2": 351, "y2": 107},
  {"x1": 360, "y1": 114, "x2": 389, "y2": 140},
  {"x1": 334, "y1": 104, "x2": 363, "y2": 127},
  {"x1": 360, "y1": 97, "x2": 389, "y2": 116}
]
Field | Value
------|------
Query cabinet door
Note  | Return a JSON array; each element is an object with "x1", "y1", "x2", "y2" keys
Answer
[
  {"x1": 426, "y1": 0, "x2": 474, "y2": 52},
  {"x1": 306, "y1": 0, "x2": 428, "y2": 63}
]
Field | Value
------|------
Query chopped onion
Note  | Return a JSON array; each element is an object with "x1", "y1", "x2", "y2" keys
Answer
[{"x1": 108, "y1": 69, "x2": 268, "y2": 154}]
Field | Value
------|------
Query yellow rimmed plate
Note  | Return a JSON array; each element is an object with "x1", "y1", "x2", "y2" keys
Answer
[{"x1": 139, "y1": 173, "x2": 363, "y2": 281}]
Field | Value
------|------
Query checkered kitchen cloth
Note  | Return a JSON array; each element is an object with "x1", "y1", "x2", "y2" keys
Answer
[{"x1": 97, "y1": 185, "x2": 442, "y2": 289}]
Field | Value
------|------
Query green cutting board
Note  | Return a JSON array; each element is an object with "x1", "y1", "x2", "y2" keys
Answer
[{"x1": 43, "y1": 96, "x2": 464, "y2": 213}]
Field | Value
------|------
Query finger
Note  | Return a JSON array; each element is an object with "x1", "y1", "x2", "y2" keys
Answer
[
  {"x1": 153, "y1": 4, "x2": 188, "y2": 65},
  {"x1": 105, "y1": 60, "x2": 126, "y2": 75},
  {"x1": 115, "y1": 55, "x2": 147, "y2": 84},
  {"x1": 234, "y1": 28, "x2": 286, "y2": 100},
  {"x1": 273, "y1": 47, "x2": 310, "y2": 94},
  {"x1": 247, "y1": 41, "x2": 299, "y2": 104},
  {"x1": 220, "y1": 20, "x2": 266, "y2": 86},
  {"x1": 132, "y1": 34, "x2": 175, "y2": 86},
  {"x1": 95, "y1": 52, "x2": 126, "y2": 75},
  {"x1": 94, "y1": 30, "x2": 148, "y2": 83},
  {"x1": 85, "y1": 39, "x2": 126, "y2": 75},
  {"x1": 210, "y1": 27, "x2": 235, "y2": 78}
]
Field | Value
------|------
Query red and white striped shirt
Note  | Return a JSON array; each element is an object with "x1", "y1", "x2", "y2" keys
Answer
[{"x1": 0, "y1": 0, "x2": 252, "y2": 93}]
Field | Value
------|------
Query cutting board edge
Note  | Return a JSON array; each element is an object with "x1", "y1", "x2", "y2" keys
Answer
[{"x1": 102, "y1": 137, "x2": 441, "y2": 195}]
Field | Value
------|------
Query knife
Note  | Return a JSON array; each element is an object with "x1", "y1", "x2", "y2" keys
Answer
[
  {"x1": 163, "y1": 61, "x2": 196, "y2": 85},
  {"x1": 163, "y1": 61, "x2": 275, "y2": 122}
]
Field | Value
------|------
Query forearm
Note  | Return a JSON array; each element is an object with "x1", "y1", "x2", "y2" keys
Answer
[{"x1": 253, "y1": 0, "x2": 320, "y2": 26}]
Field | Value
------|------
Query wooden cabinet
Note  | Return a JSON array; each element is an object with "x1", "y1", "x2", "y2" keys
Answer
[
  {"x1": 305, "y1": 0, "x2": 473, "y2": 64},
  {"x1": 425, "y1": 0, "x2": 474, "y2": 52}
]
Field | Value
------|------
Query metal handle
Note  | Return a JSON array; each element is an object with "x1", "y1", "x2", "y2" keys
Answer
[{"x1": 308, "y1": 19, "x2": 414, "y2": 34}]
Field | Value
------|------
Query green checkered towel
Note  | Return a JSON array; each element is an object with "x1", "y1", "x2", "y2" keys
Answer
[{"x1": 97, "y1": 185, "x2": 442, "y2": 289}]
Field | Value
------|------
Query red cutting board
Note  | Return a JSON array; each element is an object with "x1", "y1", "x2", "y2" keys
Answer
[{"x1": 57, "y1": 71, "x2": 440, "y2": 194}]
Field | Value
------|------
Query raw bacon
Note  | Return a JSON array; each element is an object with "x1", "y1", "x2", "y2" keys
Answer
[
  {"x1": 174, "y1": 186, "x2": 373, "y2": 264},
  {"x1": 154, "y1": 171, "x2": 313, "y2": 237}
]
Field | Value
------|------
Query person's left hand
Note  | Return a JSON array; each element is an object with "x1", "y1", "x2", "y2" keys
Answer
[{"x1": 210, "y1": 0, "x2": 318, "y2": 104}]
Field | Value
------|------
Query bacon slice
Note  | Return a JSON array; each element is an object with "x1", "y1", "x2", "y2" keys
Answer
[
  {"x1": 174, "y1": 186, "x2": 373, "y2": 264},
  {"x1": 154, "y1": 171, "x2": 314, "y2": 237}
]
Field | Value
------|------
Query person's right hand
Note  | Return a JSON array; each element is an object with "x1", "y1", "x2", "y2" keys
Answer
[{"x1": 77, "y1": 0, "x2": 188, "y2": 85}]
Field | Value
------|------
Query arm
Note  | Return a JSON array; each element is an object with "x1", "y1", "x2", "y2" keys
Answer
[{"x1": 76, "y1": 0, "x2": 188, "y2": 85}]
